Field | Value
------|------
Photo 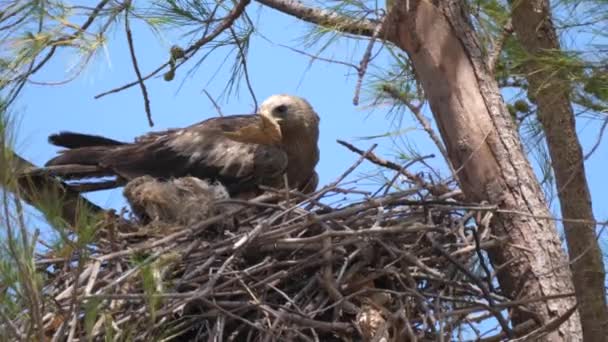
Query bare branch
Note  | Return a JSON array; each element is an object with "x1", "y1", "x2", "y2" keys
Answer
[
  {"x1": 336, "y1": 139, "x2": 460, "y2": 199},
  {"x1": 95, "y1": 0, "x2": 252, "y2": 100},
  {"x1": 203, "y1": 90, "x2": 224, "y2": 117},
  {"x1": 487, "y1": 19, "x2": 513, "y2": 74},
  {"x1": 229, "y1": 27, "x2": 258, "y2": 111},
  {"x1": 255, "y1": 0, "x2": 378, "y2": 37},
  {"x1": 584, "y1": 115, "x2": 608, "y2": 160},
  {"x1": 278, "y1": 43, "x2": 359, "y2": 70},
  {"x1": 79, "y1": 0, "x2": 113, "y2": 33},
  {"x1": 380, "y1": 84, "x2": 456, "y2": 176},
  {"x1": 425, "y1": 233, "x2": 513, "y2": 338},
  {"x1": 353, "y1": 23, "x2": 384, "y2": 105},
  {"x1": 124, "y1": 4, "x2": 153, "y2": 127}
]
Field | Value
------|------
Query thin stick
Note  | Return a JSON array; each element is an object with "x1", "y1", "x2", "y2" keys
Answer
[{"x1": 124, "y1": 4, "x2": 153, "y2": 126}]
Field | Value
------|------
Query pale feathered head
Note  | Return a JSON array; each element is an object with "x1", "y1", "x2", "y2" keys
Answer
[{"x1": 258, "y1": 94, "x2": 320, "y2": 133}]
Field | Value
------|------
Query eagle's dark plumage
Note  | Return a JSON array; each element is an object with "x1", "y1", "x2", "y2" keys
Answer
[{"x1": 44, "y1": 95, "x2": 320, "y2": 196}]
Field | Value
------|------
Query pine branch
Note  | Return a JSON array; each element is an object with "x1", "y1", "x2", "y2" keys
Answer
[
  {"x1": 255, "y1": 0, "x2": 379, "y2": 37},
  {"x1": 95, "y1": 0, "x2": 251, "y2": 100}
]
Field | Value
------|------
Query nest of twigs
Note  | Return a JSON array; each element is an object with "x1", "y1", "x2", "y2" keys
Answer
[{"x1": 30, "y1": 147, "x2": 515, "y2": 342}]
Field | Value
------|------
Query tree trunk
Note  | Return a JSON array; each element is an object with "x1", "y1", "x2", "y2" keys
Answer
[
  {"x1": 511, "y1": 0, "x2": 608, "y2": 340},
  {"x1": 385, "y1": 0, "x2": 581, "y2": 339}
]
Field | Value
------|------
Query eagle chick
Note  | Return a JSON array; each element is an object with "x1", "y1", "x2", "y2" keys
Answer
[{"x1": 123, "y1": 176, "x2": 231, "y2": 225}]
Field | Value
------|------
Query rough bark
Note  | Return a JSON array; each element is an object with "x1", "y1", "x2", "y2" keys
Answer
[
  {"x1": 511, "y1": 0, "x2": 608, "y2": 339},
  {"x1": 382, "y1": 0, "x2": 581, "y2": 339}
]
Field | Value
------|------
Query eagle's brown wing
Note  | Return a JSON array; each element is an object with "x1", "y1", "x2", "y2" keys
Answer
[{"x1": 45, "y1": 115, "x2": 288, "y2": 195}]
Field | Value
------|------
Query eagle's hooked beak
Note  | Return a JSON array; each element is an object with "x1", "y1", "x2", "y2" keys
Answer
[{"x1": 256, "y1": 109, "x2": 283, "y2": 144}]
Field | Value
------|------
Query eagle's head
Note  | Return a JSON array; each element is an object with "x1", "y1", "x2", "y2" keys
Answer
[{"x1": 258, "y1": 94, "x2": 320, "y2": 133}]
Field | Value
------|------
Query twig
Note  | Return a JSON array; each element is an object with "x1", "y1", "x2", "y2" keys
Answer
[
  {"x1": 272, "y1": 311, "x2": 353, "y2": 333},
  {"x1": 425, "y1": 233, "x2": 513, "y2": 338},
  {"x1": 380, "y1": 84, "x2": 456, "y2": 176},
  {"x1": 229, "y1": 27, "x2": 258, "y2": 111},
  {"x1": 95, "y1": 0, "x2": 251, "y2": 100},
  {"x1": 0, "y1": 309, "x2": 25, "y2": 340},
  {"x1": 584, "y1": 114, "x2": 608, "y2": 160},
  {"x1": 124, "y1": 4, "x2": 153, "y2": 127},
  {"x1": 337, "y1": 139, "x2": 455, "y2": 197},
  {"x1": 353, "y1": 22, "x2": 384, "y2": 105},
  {"x1": 203, "y1": 90, "x2": 224, "y2": 116},
  {"x1": 466, "y1": 226, "x2": 495, "y2": 293},
  {"x1": 278, "y1": 44, "x2": 359, "y2": 70}
]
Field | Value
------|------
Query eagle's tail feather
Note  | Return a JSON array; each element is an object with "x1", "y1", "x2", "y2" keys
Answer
[
  {"x1": 42, "y1": 164, "x2": 112, "y2": 179},
  {"x1": 65, "y1": 179, "x2": 125, "y2": 192},
  {"x1": 45, "y1": 145, "x2": 115, "y2": 167},
  {"x1": 49, "y1": 132, "x2": 126, "y2": 149}
]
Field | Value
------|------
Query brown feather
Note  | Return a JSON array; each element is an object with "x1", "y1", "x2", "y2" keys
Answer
[
  {"x1": 223, "y1": 114, "x2": 282, "y2": 145},
  {"x1": 43, "y1": 95, "x2": 320, "y2": 196}
]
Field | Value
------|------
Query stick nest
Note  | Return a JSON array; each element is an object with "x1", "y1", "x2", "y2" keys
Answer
[{"x1": 31, "y1": 160, "x2": 514, "y2": 342}]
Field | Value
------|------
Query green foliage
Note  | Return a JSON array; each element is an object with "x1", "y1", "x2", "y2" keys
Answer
[
  {"x1": 513, "y1": 99, "x2": 530, "y2": 113},
  {"x1": 141, "y1": 263, "x2": 160, "y2": 322},
  {"x1": 0, "y1": 0, "x2": 256, "y2": 107},
  {"x1": 146, "y1": 0, "x2": 215, "y2": 28},
  {"x1": 469, "y1": 0, "x2": 608, "y2": 197},
  {"x1": 0, "y1": 255, "x2": 21, "y2": 316},
  {"x1": 103, "y1": 314, "x2": 115, "y2": 342},
  {"x1": 468, "y1": 0, "x2": 511, "y2": 58},
  {"x1": 582, "y1": 70, "x2": 608, "y2": 102},
  {"x1": 84, "y1": 297, "x2": 102, "y2": 339},
  {"x1": 0, "y1": 96, "x2": 107, "y2": 339}
]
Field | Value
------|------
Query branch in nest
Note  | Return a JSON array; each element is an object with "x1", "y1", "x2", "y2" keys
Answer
[{"x1": 336, "y1": 139, "x2": 462, "y2": 199}]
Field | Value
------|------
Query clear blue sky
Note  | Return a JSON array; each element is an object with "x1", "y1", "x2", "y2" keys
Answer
[{"x1": 10, "y1": 4, "x2": 608, "y2": 239}]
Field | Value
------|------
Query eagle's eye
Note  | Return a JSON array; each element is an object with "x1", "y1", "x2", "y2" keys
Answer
[{"x1": 274, "y1": 104, "x2": 288, "y2": 115}]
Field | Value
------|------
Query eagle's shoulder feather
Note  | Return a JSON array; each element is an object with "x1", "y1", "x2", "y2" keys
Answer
[{"x1": 97, "y1": 115, "x2": 287, "y2": 194}]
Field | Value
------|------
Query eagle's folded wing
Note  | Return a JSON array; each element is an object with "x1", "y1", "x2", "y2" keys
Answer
[{"x1": 45, "y1": 115, "x2": 288, "y2": 194}]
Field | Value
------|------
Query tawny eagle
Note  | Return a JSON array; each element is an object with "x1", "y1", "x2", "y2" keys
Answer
[{"x1": 44, "y1": 94, "x2": 320, "y2": 196}]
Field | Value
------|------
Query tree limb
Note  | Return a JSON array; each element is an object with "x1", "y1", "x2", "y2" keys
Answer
[
  {"x1": 255, "y1": 0, "x2": 378, "y2": 37},
  {"x1": 2, "y1": 150, "x2": 104, "y2": 229}
]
